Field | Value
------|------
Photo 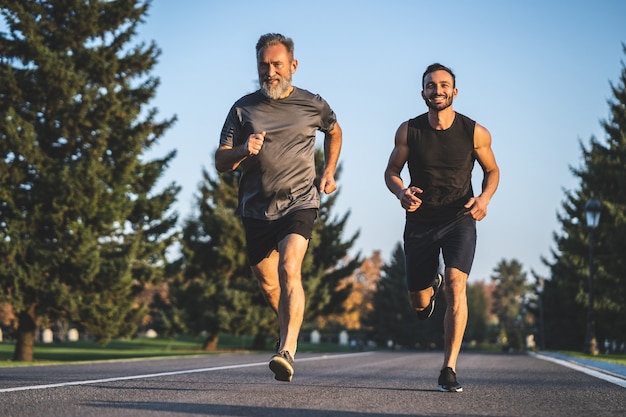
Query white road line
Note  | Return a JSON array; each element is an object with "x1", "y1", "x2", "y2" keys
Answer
[
  {"x1": 0, "y1": 351, "x2": 374, "y2": 393},
  {"x1": 532, "y1": 352, "x2": 626, "y2": 388}
]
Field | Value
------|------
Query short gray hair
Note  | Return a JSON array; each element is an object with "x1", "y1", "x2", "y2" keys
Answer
[{"x1": 255, "y1": 33, "x2": 295, "y2": 59}]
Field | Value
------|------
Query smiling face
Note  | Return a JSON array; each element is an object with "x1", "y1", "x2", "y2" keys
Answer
[
  {"x1": 257, "y1": 43, "x2": 298, "y2": 99},
  {"x1": 421, "y1": 69, "x2": 458, "y2": 111}
]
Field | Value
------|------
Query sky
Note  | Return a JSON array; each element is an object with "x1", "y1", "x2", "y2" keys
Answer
[{"x1": 135, "y1": 0, "x2": 626, "y2": 282}]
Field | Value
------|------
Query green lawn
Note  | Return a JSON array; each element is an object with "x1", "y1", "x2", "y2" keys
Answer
[
  {"x1": 2, "y1": 336, "x2": 625, "y2": 368},
  {"x1": 0, "y1": 336, "x2": 205, "y2": 366},
  {"x1": 0, "y1": 334, "x2": 352, "y2": 367},
  {"x1": 555, "y1": 350, "x2": 626, "y2": 367}
]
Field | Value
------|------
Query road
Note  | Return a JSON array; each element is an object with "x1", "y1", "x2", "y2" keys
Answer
[{"x1": 1, "y1": 351, "x2": 624, "y2": 416}]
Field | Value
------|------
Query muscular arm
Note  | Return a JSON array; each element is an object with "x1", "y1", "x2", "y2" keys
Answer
[
  {"x1": 384, "y1": 121, "x2": 422, "y2": 212},
  {"x1": 214, "y1": 131, "x2": 266, "y2": 173},
  {"x1": 319, "y1": 122, "x2": 342, "y2": 194},
  {"x1": 464, "y1": 123, "x2": 500, "y2": 220}
]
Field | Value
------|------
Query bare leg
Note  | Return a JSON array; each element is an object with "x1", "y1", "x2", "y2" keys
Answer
[
  {"x1": 251, "y1": 233, "x2": 308, "y2": 356},
  {"x1": 408, "y1": 287, "x2": 435, "y2": 311},
  {"x1": 252, "y1": 250, "x2": 280, "y2": 315},
  {"x1": 442, "y1": 266, "x2": 468, "y2": 371},
  {"x1": 275, "y1": 233, "x2": 308, "y2": 356}
]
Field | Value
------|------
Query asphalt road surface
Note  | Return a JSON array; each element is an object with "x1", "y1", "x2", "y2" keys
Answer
[{"x1": 1, "y1": 351, "x2": 625, "y2": 416}]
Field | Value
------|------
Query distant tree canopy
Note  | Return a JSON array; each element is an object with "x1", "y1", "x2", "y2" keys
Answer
[
  {"x1": 317, "y1": 250, "x2": 382, "y2": 331},
  {"x1": 490, "y1": 259, "x2": 531, "y2": 351},
  {"x1": 542, "y1": 44, "x2": 626, "y2": 350},
  {"x1": 465, "y1": 281, "x2": 492, "y2": 345},
  {"x1": 0, "y1": 0, "x2": 178, "y2": 361}
]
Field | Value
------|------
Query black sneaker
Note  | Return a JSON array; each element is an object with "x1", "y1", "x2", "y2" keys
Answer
[
  {"x1": 269, "y1": 350, "x2": 295, "y2": 382},
  {"x1": 438, "y1": 367, "x2": 463, "y2": 392},
  {"x1": 416, "y1": 273, "x2": 443, "y2": 320}
]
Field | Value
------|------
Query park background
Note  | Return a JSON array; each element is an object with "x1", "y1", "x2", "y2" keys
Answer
[{"x1": 2, "y1": 0, "x2": 626, "y2": 361}]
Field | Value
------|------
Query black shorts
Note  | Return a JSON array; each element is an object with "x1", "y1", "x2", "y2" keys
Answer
[
  {"x1": 403, "y1": 214, "x2": 476, "y2": 292},
  {"x1": 242, "y1": 208, "x2": 318, "y2": 266}
]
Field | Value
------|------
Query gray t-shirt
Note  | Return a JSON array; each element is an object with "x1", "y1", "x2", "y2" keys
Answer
[{"x1": 219, "y1": 87, "x2": 337, "y2": 220}]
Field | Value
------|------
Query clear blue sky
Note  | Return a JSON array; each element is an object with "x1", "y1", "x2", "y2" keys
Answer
[{"x1": 137, "y1": 0, "x2": 625, "y2": 282}]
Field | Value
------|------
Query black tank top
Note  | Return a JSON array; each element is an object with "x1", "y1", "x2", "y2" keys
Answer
[{"x1": 406, "y1": 112, "x2": 476, "y2": 224}]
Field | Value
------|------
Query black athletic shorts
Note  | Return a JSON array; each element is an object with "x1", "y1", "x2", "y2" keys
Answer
[
  {"x1": 242, "y1": 208, "x2": 318, "y2": 266},
  {"x1": 403, "y1": 214, "x2": 476, "y2": 292}
]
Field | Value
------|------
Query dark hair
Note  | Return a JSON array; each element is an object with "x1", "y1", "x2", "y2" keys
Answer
[
  {"x1": 422, "y1": 63, "x2": 456, "y2": 88},
  {"x1": 255, "y1": 33, "x2": 295, "y2": 59}
]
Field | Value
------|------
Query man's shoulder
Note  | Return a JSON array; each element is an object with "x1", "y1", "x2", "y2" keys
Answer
[
  {"x1": 291, "y1": 86, "x2": 316, "y2": 97},
  {"x1": 233, "y1": 90, "x2": 264, "y2": 107},
  {"x1": 408, "y1": 112, "x2": 429, "y2": 126},
  {"x1": 284, "y1": 87, "x2": 334, "y2": 115},
  {"x1": 455, "y1": 112, "x2": 476, "y2": 124},
  {"x1": 288, "y1": 87, "x2": 327, "y2": 104}
]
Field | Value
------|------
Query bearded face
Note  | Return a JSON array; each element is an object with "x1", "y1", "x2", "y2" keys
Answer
[
  {"x1": 423, "y1": 89, "x2": 454, "y2": 111},
  {"x1": 421, "y1": 70, "x2": 457, "y2": 111},
  {"x1": 260, "y1": 71, "x2": 293, "y2": 100},
  {"x1": 257, "y1": 43, "x2": 297, "y2": 100}
]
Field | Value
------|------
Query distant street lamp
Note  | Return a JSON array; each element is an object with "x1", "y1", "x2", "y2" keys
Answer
[
  {"x1": 537, "y1": 278, "x2": 545, "y2": 351},
  {"x1": 584, "y1": 198, "x2": 601, "y2": 356}
]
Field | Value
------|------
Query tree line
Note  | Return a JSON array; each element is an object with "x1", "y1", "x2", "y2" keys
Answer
[{"x1": 1, "y1": 1, "x2": 625, "y2": 361}]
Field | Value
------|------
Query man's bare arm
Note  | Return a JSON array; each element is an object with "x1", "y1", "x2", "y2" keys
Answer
[
  {"x1": 384, "y1": 122, "x2": 423, "y2": 212},
  {"x1": 319, "y1": 122, "x2": 342, "y2": 194},
  {"x1": 214, "y1": 131, "x2": 266, "y2": 172},
  {"x1": 464, "y1": 123, "x2": 500, "y2": 220}
]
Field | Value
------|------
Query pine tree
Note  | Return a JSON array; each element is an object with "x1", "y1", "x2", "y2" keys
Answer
[
  {"x1": 0, "y1": 0, "x2": 178, "y2": 360},
  {"x1": 170, "y1": 168, "x2": 255, "y2": 350},
  {"x1": 304, "y1": 150, "x2": 361, "y2": 325},
  {"x1": 542, "y1": 45, "x2": 626, "y2": 350}
]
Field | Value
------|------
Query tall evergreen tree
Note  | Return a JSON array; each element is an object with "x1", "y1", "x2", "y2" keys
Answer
[
  {"x1": 169, "y1": 168, "x2": 255, "y2": 350},
  {"x1": 542, "y1": 45, "x2": 626, "y2": 350},
  {"x1": 172, "y1": 149, "x2": 360, "y2": 350},
  {"x1": 305, "y1": 151, "x2": 361, "y2": 325},
  {"x1": 0, "y1": 0, "x2": 178, "y2": 360}
]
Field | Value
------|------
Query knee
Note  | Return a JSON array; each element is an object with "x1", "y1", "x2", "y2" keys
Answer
[
  {"x1": 444, "y1": 278, "x2": 465, "y2": 296},
  {"x1": 256, "y1": 275, "x2": 279, "y2": 296},
  {"x1": 278, "y1": 259, "x2": 302, "y2": 283},
  {"x1": 443, "y1": 275, "x2": 467, "y2": 307},
  {"x1": 409, "y1": 290, "x2": 431, "y2": 310},
  {"x1": 252, "y1": 266, "x2": 279, "y2": 294}
]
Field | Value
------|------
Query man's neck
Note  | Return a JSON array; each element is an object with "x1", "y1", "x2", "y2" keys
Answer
[
  {"x1": 278, "y1": 86, "x2": 295, "y2": 99},
  {"x1": 427, "y1": 108, "x2": 456, "y2": 130}
]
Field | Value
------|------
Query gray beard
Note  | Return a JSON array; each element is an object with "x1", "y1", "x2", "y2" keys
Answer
[{"x1": 260, "y1": 76, "x2": 292, "y2": 99}]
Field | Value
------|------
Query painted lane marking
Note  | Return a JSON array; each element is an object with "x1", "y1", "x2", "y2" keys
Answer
[
  {"x1": 0, "y1": 351, "x2": 374, "y2": 393},
  {"x1": 532, "y1": 352, "x2": 626, "y2": 388}
]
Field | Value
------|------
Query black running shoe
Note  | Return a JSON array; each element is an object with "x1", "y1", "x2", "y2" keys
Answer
[
  {"x1": 438, "y1": 367, "x2": 463, "y2": 392},
  {"x1": 416, "y1": 273, "x2": 443, "y2": 320},
  {"x1": 269, "y1": 350, "x2": 294, "y2": 382}
]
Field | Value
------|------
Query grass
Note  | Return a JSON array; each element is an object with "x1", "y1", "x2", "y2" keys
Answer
[
  {"x1": 555, "y1": 350, "x2": 626, "y2": 367},
  {"x1": 0, "y1": 334, "x2": 352, "y2": 367},
  {"x1": 0, "y1": 336, "x2": 206, "y2": 366}
]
